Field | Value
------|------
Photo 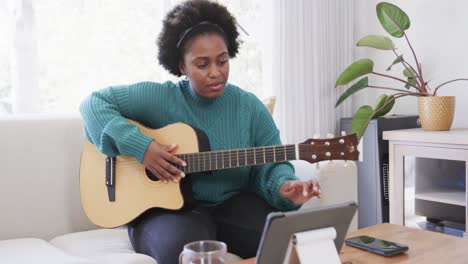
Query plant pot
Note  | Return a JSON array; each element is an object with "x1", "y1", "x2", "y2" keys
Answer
[{"x1": 418, "y1": 96, "x2": 455, "y2": 131}]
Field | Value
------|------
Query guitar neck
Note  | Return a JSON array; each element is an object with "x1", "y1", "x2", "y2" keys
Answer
[{"x1": 176, "y1": 145, "x2": 297, "y2": 174}]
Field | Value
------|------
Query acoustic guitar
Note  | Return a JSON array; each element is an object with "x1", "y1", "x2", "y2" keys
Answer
[{"x1": 80, "y1": 119, "x2": 359, "y2": 228}]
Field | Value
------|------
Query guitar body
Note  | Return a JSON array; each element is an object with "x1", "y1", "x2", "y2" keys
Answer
[{"x1": 80, "y1": 121, "x2": 202, "y2": 228}]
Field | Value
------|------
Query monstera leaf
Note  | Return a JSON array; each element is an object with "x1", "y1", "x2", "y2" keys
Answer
[
  {"x1": 387, "y1": 55, "x2": 403, "y2": 71},
  {"x1": 335, "y1": 77, "x2": 369, "y2": 107},
  {"x1": 350, "y1": 105, "x2": 374, "y2": 140},
  {"x1": 403, "y1": 68, "x2": 418, "y2": 89},
  {"x1": 377, "y1": 2, "x2": 410, "y2": 38},
  {"x1": 336, "y1": 59, "x2": 374, "y2": 87},
  {"x1": 357, "y1": 35, "x2": 395, "y2": 50},
  {"x1": 373, "y1": 94, "x2": 395, "y2": 117}
]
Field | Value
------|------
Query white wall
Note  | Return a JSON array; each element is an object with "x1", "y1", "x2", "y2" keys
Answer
[{"x1": 352, "y1": 0, "x2": 468, "y2": 128}]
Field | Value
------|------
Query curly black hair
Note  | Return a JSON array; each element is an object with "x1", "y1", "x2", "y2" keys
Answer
[{"x1": 157, "y1": 0, "x2": 240, "y2": 76}]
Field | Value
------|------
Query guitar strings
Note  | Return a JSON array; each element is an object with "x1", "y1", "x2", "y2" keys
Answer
[
  {"x1": 114, "y1": 148, "x2": 297, "y2": 171},
  {"x1": 107, "y1": 138, "x2": 355, "y2": 173},
  {"x1": 113, "y1": 141, "x2": 348, "y2": 168}
]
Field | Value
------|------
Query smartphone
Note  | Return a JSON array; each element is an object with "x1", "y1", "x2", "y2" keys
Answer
[{"x1": 345, "y1": 235, "x2": 409, "y2": 257}]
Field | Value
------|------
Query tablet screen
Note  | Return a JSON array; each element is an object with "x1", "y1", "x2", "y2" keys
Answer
[{"x1": 255, "y1": 202, "x2": 357, "y2": 264}]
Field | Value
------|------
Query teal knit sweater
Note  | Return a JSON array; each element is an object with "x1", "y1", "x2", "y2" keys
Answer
[{"x1": 80, "y1": 80, "x2": 299, "y2": 210}]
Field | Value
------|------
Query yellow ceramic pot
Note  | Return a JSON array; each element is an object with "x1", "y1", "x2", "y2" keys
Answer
[{"x1": 418, "y1": 96, "x2": 455, "y2": 131}]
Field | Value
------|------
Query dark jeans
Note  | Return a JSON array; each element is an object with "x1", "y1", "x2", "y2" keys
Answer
[{"x1": 127, "y1": 192, "x2": 276, "y2": 264}]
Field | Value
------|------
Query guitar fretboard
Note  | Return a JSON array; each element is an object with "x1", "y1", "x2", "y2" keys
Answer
[{"x1": 176, "y1": 145, "x2": 296, "y2": 174}]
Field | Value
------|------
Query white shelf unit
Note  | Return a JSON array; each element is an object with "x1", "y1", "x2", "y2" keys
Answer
[
  {"x1": 383, "y1": 128, "x2": 468, "y2": 233},
  {"x1": 415, "y1": 189, "x2": 465, "y2": 207}
]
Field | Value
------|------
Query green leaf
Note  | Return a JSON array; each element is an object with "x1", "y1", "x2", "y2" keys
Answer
[
  {"x1": 377, "y1": 2, "x2": 410, "y2": 38},
  {"x1": 335, "y1": 59, "x2": 374, "y2": 87},
  {"x1": 373, "y1": 94, "x2": 395, "y2": 117},
  {"x1": 335, "y1": 77, "x2": 369, "y2": 108},
  {"x1": 405, "y1": 77, "x2": 417, "y2": 89},
  {"x1": 403, "y1": 68, "x2": 417, "y2": 78},
  {"x1": 356, "y1": 35, "x2": 395, "y2": 50},
  {"x1": 350, "y1": 105, "x2": 374, "y2": 140},
  {"x1": 386, "y1": 55, "x2": 403, "y2": 71},
  {"x1": 403, "y1": 68, "x2": 418, "y2": 89}
]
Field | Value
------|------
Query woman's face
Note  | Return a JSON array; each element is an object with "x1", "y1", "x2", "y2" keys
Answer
[{"x1": 179, "y1": 33, "x2": 229, "y2": 99}]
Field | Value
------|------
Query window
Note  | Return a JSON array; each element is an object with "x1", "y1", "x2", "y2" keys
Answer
[
  {"x1": 0, "y1": 0, "x2": 272, "y2": 114},
  {"x1": 0, "y1": 2, "x2": 13, "y2": 114}
]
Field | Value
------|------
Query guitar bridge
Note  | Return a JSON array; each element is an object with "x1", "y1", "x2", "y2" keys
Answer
[{"x1": 105, "y1": 156, "x2": 116, "y2": 202}]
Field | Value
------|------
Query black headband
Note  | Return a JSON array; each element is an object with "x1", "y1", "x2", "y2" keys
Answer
[{"x1": 176, "y1": 21, "x2": 227, "y2": 49}]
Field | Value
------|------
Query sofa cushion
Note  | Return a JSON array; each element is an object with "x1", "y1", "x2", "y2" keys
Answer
[
  {"x1": 262, "y1": 96, "x2": 276, "y2": 114},
  {"x1": 0, "y1": 115, "x2": 95, "y2": 241},
  {"x1": 0, "y1": 238, "x2": 97, "y2": 264},
  {"x1": 50, "y1": 227, "x2": 242, "y2": 264},
  {"x1": 49, "y1": 227, "x2": 155, "y2": 264}
]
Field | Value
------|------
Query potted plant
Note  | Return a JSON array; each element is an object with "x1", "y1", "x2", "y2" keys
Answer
[{"x1": 335, "y1": 2, "x2": 468, "y2": 139}]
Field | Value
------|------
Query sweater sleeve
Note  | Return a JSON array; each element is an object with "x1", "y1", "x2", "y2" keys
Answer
[
  {"x1": 248, "y1": 96, "x2": 300, "y2": 211},
  {"x1": 79, "y1": 84, "x2": 154, "y2": 163}
]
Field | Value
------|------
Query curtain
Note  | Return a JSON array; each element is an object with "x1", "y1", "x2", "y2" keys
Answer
[
  {"x1": 11, "y1": 0, "x2": 40, "y2": 113},
  {"x1": 272, "y1": 0, "x2": 354, "y2": 144}
]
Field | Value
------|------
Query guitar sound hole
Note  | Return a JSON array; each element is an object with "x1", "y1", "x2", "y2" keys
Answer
[{"x1": 145, "y1": 168, "x2": 160, "y2": 181}]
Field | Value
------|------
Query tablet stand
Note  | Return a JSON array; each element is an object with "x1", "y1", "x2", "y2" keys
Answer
[{"x1": 282, "y1": 227, "x2": 341, "y2": 264}]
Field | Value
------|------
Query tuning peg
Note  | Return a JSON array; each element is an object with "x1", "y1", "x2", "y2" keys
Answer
[
  {"x1": 341, "y1": 131, "x2": 347, "y2": 136},
  {"x1": 313, "y1": 133, "x2": 320, "y2": 139},
  {"x1": 327, "y1": 133, "x2": 335, "y2": 139}
]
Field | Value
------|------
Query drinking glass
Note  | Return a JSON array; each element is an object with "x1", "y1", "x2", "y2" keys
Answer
[{"x1": 179, "y1": 240, "x2": 227, "y2": 264}]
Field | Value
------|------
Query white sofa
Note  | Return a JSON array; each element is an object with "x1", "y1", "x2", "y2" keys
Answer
[{"x1": 0, "y1": 115, "x2": 357, "y2": 264}]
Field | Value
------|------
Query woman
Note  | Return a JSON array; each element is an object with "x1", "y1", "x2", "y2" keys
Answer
[{"x1": 80, "y1": 0, "x2": 320, "y2": 263}]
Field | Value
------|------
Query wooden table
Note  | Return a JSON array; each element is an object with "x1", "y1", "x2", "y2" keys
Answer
[{"x1": 235, "y1": 223, "x2": 468, "y2": 264}]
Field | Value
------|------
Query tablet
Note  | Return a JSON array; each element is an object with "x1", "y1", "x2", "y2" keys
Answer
[{"x1": 255, "y1": 202, "x2": 357, "y2": 264}]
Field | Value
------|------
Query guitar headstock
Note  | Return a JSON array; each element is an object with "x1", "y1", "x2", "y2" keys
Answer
[{"x1": 298, "y1": 133, "x2": 359, "y2": 163}]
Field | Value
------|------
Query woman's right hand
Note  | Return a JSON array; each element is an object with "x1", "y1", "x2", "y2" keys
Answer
[{"x1": 143, "y1": 141, "x2": 187, "y2": 183}]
